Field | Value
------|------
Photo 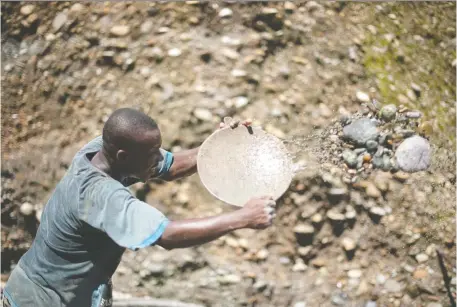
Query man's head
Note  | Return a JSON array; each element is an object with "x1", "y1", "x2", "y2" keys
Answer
[{"x1": 102, "y1": 108, "x2": 163, "y2": 181}]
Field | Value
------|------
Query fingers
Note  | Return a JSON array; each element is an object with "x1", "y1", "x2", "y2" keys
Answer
[
  {"x1": 230, "y1": 119, "x2": 240, "y2": 129},
  {"x1": 266, "y1": 199, "x2": 276, "y2": 208},
  {"x1": 264, "y1": 206, "x2": 275, "y2": 215},
  {"x1": 219, "y1": 118, "x2": 253, "y2": 130},
  {"x1": 241, "y1": 118, "x2": 252, "y2": 127}
]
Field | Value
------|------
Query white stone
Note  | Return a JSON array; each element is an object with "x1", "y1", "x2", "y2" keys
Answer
[
  {"x1": 110, "y1": 25, "x2": 130, "y2": 37},
  {"x1": 167, "y1": 48, "x2": 182, "y2": 57},
  {"x1": 376, "y1": 274, "x2": 386, "y2": 285},
  {"x1": 231, "y1": 69, "x2": 247, "y2": 78},
  {"x1": 193, "y1": 108, "x2": 213, "y2": 121},
  {"x1": 219, "y1": 8, "x2": 233, "y2": 18},
  {"x1": 52, "y1": 12, "x2": 68, "y2": 31},
  {"x1": 234, "y1": 96, "x2": 249, "y2": 108},
  {"x1": 70, "y1": 3, "x2": 85, "y2": 12},
  {"x1": 415, "y1": 253, "x2": 429, "y2": 263},
  {"x1": 20, "y1": 5, "x2": 35, "y2": 16},
  {"x1": 292, "y1": 259, "x2": 307, "y2": 272},
  {"x1": 348, "y1": 269, "x2": 362, "y2": 279},
  {"x1": 356, "y1": 91, "x2": 370, "y2": 103},
  {"x1": 20, "y1": 202, "x2": 34, "y2": 216}
]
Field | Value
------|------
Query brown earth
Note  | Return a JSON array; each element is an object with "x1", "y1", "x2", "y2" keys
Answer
[{"x1": 1, "y1": 2, "x2": 456, "y2": 307}]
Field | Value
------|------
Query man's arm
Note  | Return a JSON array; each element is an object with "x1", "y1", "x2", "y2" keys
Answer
[
  {"x1": 160, "y1": 147, "x2": 199, "y2": 181},
  {"x1": 156, "y1": 197, "x2": 276, "y2": 250},
  {"x1": 160, "y1": 118, "x2": 252, "y2": 182}
]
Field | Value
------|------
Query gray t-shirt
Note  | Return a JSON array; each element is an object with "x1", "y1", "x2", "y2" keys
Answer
[{"x1": 4, "y1": 136, "x2": 173, "y2": 307}]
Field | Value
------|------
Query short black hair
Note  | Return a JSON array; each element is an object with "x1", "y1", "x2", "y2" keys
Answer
[{"x1": 103, "y1": 108, "x2": 158, "y2": 151}]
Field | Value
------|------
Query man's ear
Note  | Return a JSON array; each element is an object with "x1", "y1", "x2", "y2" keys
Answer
[{"x1": 116, "y1": 149, "x2": 128, "y2": 162}]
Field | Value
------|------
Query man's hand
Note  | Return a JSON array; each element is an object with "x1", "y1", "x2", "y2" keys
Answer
[
  {"x1": 240, "y1": 196, "x2": 276, "y2": 229},
  {"x1": 156, "y1": 196, "x2": 276, "y2": 250},
  {"x1": 219, "y1": 117, "x2": 252, "y2": 129}
]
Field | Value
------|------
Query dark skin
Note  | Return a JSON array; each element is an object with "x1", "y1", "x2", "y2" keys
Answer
[{"x1": 91, "y1": 119, "x2": 277, "y2": 250}]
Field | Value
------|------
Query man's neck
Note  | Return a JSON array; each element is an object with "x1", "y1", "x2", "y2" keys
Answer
[{"x1": 91, "y1": 151, "x2": 123, "y2": 181}]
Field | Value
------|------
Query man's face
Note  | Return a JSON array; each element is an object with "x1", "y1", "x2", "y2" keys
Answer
[{"x1": 125, "y1": 128, "x2": 163, "y2": 182}]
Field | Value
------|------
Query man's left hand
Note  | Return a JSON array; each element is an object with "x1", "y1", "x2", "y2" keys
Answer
[{"x1": 219, "y1": 117, "x2": 252, "y2": 129}]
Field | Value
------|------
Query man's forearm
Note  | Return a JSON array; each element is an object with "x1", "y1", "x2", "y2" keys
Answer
[
  {"x1": 163, "y1": 147, "x2": 199, "y2": 181},
  {"x1": 156, "y1": 210, "x2": 248, "y2": 250}
]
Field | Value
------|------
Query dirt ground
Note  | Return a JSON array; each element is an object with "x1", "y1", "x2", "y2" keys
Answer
[{"x1": 1, "y1": 2, "x2": 456, "y2": 307}]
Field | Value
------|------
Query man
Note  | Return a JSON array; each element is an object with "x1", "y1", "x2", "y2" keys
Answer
[{"x1": 3, "y1": 108, "x2": 276, "y2": 307}]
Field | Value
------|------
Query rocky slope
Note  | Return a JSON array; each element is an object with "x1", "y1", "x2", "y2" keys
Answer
[{"x1": 1, "y1": 2, "x2": 455, "y2": 306}]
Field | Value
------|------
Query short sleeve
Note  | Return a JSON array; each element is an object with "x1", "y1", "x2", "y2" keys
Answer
[
  {"x1": 156, "y1": 149, "x2": 174, "y2": 178},
  {"x1": 79, "y1": 179, "x2": 169, "y2": 250},
  {"x1": 76, "y1": 136, "x2": 103, "y2": 157}
]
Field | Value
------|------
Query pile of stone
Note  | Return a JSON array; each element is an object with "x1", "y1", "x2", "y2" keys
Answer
[{"x1": 332, "y1": 102, "x2": 432, "y2": 176}]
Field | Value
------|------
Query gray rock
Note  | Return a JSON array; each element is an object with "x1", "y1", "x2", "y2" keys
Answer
[
  {"x1": 253, "y1": 280, "x2": 268, "y2": 291},
  {"x1": 293, "y1": 302, "x2": 306, "y2": 307},
  {"x1": 218, "y1": 274, "x2": 241, "y2": 285},
  {"x1": 379, "y1": 104, "x2": 397, "y2": 122},
  {"x1": 53, "y1": 12, "x2": 68, "y2": 31},
  {"x1": 331, "y1": 292, "x2": 348, "y2": 305},
  {"x1": 384, "y1": 279, "x2": 403, "y2": 293},
  {"x1": 354, "y1": 148, "x2": 367, "y2": 155},
  {"x1": 339, "y1": 115, "x2": 351, "y2": 126},
  {"x1": 378, "y1": 133, "x2": 390, "y2": 145},
  {"x1": 381, "y1": 156, "x2": 392, "y2": 171},
  {"x1": 343, "y1": 119, "x2": 379, "y2": 145},
  {"x1": 426, "y1": 303, "x2": 442, "y2": 307},
  {"x1": 356, "y1": 155, "x2": 364, "y2": 169},
  {"x1": 365, "y1": 301, "x2": 377, "y2": 307},
  {"x1": 140, "y1": 20, "x2": 153, "y2": 33},
  {"x1": 348, "y1": 46, "x2": 358, "y2": 62},
  {"x1": 343, "y1": 150, "x2": 358, "y2": 168},
  {"x1": 405, "y1": 111, "x2": 422, "y2": 119},
  {"x1": 395, "y1": 136, "x2": 431, "y2": 172},
  {"x1": 376, "y1": 274, "x2": 386, "y2": 285},
  {"x1": 279, "y1": 257, "x2": 291, "y2": 265},
  {"x1": 399, "y1": 129, "x2": 415, "y2": 138},
  {"x1": 366, "y1": 140, "x2": 378, "y2": 151}
]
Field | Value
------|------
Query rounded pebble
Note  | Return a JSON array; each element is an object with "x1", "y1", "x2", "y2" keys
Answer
[
  {"x1": 379, "y1": 104, "x2": 397, "y2": 122},
  {"x1": 20, "y1": 202, "x2": 35, "y2": 216},
  {"x1": 343, "y1": 119, "x2": 379, "y2": 145},
  {"x1": 395, "y1": 136, "x2": 431, "y2": 172}
]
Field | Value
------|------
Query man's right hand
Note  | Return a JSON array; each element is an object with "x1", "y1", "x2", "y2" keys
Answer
[
  {"x1": 240, "y1": 196, "x2": 276, "y2": 229},
  {"x1": 157, "y1": 196, "x2": 277, "y2": 250}
]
